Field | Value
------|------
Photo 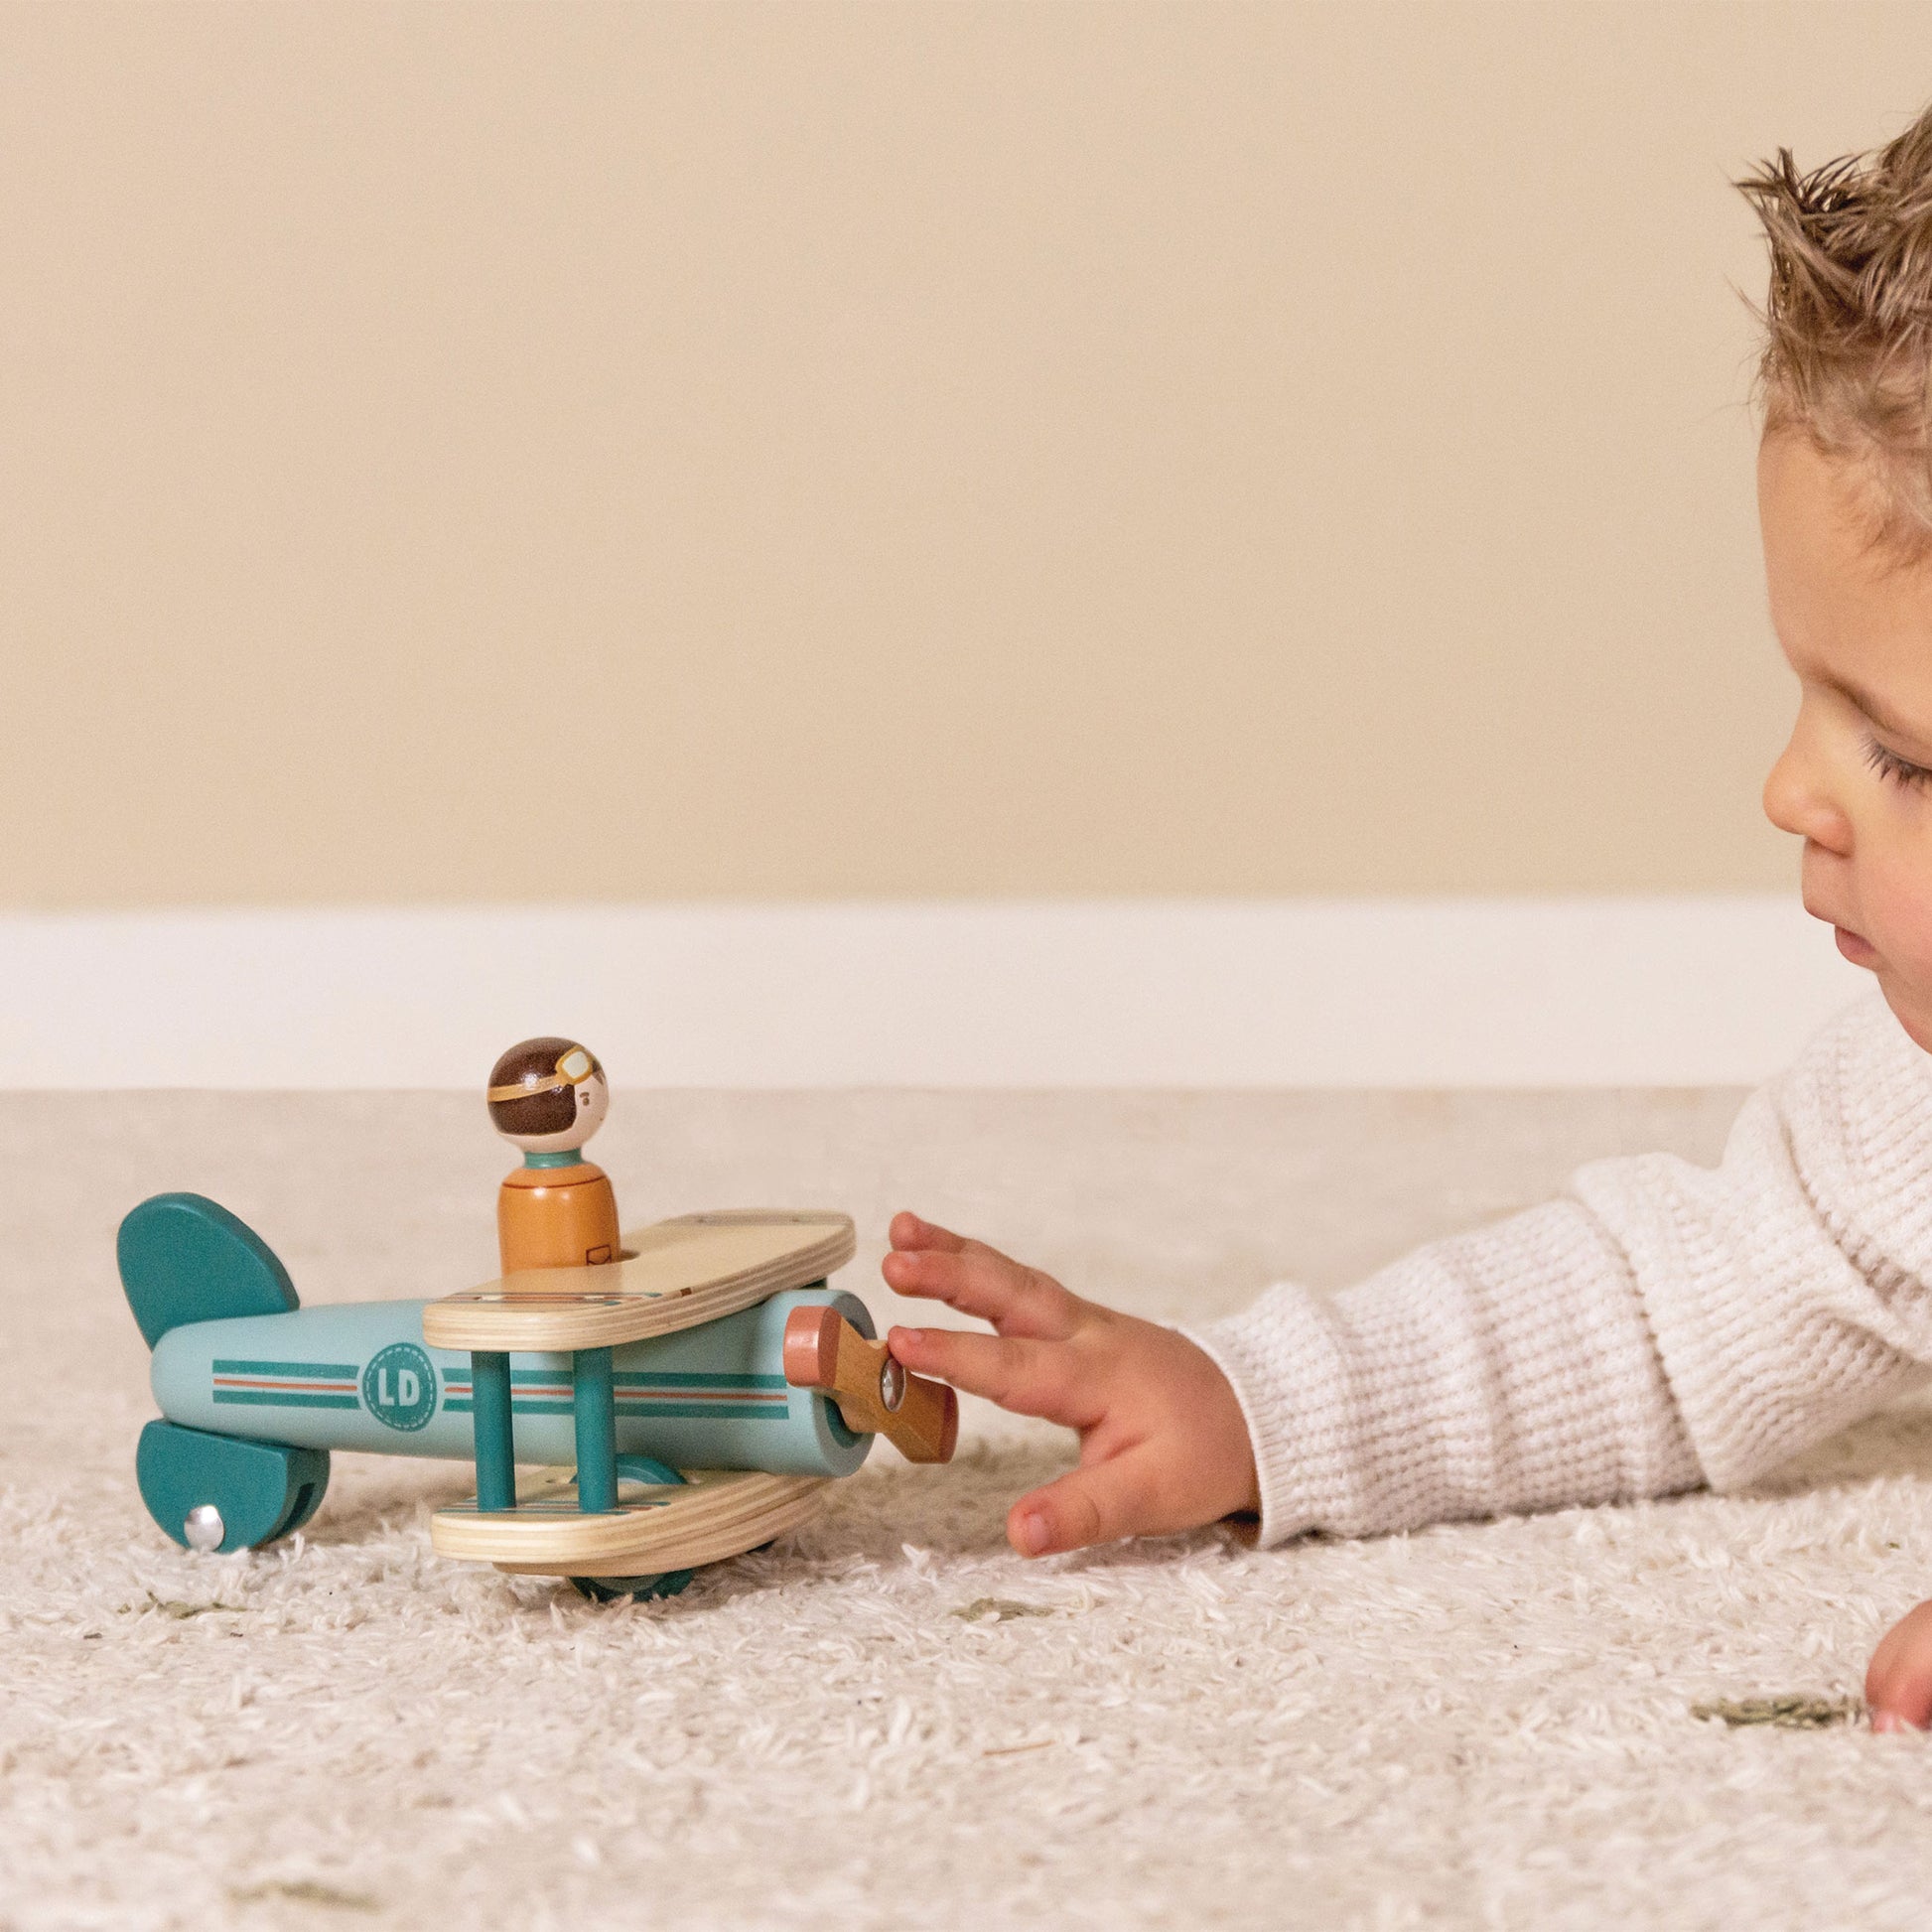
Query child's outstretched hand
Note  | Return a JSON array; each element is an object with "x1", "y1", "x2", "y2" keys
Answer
[{"x1": 882, "y1": 1212, "x2": 1259, "y2": 1558}]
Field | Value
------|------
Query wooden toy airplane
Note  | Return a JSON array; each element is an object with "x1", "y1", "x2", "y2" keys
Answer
[{"x1": 120, "y1": 1195, "x2": 956, "y2": 1599}]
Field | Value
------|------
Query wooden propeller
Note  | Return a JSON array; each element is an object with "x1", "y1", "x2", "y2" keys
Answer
[{"x1": 781, "y1": 1307, "x2": 958, "y2": 1463}]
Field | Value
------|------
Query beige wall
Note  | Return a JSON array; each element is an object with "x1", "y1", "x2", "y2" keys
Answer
[{"x1": 2, "y1": 1, "x2": 1926, "y2": 907}]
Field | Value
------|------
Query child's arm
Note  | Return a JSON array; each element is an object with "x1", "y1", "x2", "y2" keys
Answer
[
  {"x1": 890, "y1": 993, "x2": 1932, "y2": 1560},
  {"x1": 888, "y1": 1193, "x2": 1707, "y2": 1557},
  {"x1": 883, "y1": 1214, "x2": 1259, "y2": 1556}
]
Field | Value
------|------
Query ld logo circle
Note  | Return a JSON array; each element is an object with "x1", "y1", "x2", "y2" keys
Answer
[{"x1": 363, "y1": 1342, "x2": 437, "y2": 1432}]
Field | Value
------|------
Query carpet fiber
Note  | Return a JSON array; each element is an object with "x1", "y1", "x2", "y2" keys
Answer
[{"x1": 8, "y1": 1088, "x2": 1932, "y2": 1930}]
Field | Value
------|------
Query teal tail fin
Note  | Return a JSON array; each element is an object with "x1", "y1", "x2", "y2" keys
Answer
[
  {"x1": 118, "y1": 1192, "x2": 300, "y2": 1348},
  {"x1": 120, "y1": 1194, "x2": 328, "y2": 1550}
]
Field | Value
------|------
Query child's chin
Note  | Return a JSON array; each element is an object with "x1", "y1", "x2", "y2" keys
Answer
[{"x1": 1877, "y1": 983, "x2": 1932, "y2": 1056}]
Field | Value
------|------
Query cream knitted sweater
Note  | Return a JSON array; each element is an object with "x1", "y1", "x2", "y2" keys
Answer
[{"x1": 1184, "y1": 991, "x2": 1932, "y2": 1547}]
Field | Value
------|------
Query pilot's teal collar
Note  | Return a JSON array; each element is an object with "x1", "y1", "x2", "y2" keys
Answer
[{"x1": 522, "y1": 1149, "x2": 584, "y2": 1170}]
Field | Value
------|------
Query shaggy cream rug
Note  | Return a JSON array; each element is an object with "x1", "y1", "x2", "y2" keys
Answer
[{"x1": 8, "y1": 1088, "x2": 1932, "y2": 1930}]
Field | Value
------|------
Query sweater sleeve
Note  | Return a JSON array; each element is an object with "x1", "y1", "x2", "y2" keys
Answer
[{"x1": 1182, "y1": 992, "x2": 1932, "y2": 1547}]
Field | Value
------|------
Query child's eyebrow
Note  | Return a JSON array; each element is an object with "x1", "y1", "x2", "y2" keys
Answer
[{"x1": 1829, "y1": 672, "x2": 1932, "y2": 749}]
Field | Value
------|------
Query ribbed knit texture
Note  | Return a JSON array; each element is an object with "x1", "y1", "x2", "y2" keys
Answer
[{"x1": 1185, "y1": 991, "x2": 1932, "y2": 1546}]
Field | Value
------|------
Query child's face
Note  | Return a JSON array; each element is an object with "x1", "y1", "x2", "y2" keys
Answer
[{"x1": 1761, "y1": 433, "x2": 1932, "y2": 1049}]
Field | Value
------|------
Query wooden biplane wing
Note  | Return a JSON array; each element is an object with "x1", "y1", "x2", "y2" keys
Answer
[
  {"x1": 430, "y1": 1466, "x2": 829, "y2": 1578},
  {"x1": 422, "y1": 1209, "x2": 857, "y2": 1352}
]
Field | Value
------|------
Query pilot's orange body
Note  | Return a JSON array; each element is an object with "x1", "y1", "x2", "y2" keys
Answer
[{"x1": 497, "y1": 1161, "x2": 621, "y2": 1273}]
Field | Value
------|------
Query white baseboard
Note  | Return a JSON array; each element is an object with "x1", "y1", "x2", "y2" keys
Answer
[{"x1": 0, "y1": 897, "x2": 1870, "y2": 1089}]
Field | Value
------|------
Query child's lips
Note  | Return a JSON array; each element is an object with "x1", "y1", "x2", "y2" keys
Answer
[{"x1": 1806, "y1": 892, "x2": 1877, "y2": 966}]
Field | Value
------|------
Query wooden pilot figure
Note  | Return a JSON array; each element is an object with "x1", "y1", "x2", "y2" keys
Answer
[{"x1": 486, "y1": 1037, "x2": 621, "y2": 1274}]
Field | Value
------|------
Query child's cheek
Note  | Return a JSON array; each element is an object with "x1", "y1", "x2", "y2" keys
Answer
[{"x1": 1863, "y1": 848, "x2": 1932, "y2": 1045}]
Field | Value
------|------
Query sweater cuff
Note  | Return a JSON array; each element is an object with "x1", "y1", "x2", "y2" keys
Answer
[{"x1": 1181, "y1": 1287, "x2": 1348, "y2": 1549}]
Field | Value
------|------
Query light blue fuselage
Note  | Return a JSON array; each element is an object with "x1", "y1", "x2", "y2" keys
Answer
[{"x1": 151, "y1": 1286, "x2": 872, "y2": 1479}]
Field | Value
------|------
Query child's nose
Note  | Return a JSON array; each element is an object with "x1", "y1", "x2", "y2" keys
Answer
[{"x1": 1763, "y1": 737, "x2": 1854, "y2": 854}]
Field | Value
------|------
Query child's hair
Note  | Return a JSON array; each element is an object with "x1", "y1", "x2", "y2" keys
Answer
[{"x1": 1739, "y1": 101, "x2": 1932, "y2": 552}]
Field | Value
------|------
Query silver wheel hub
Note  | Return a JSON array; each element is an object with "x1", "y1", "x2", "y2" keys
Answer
[{"x1": 183, "y1": 1504, "x2": 225, "y2": 1552}]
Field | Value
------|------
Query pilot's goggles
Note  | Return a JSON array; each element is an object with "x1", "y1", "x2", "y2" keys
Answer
[{"x1": 486, "y1": 1046, "x2": 598, "y2": 1103}]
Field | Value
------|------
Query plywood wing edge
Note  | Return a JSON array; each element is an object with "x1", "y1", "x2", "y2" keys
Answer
[
  {"x1": 424, "y1": 1273, "x2": 783, "y2": 1350},
  {"x1": 428, "y1": 1473, "x2": 829, "y2": 1574},
  {"x1": 492, "y1": 1485, "x2": 829, "y2": 1577},
  {"x1": 422, "y1": 1209, "x2": 858, "y2": 1350}
]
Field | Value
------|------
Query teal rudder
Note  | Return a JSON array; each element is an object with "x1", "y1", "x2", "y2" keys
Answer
[
  {"x1": 121, "y1": 1195, "x2": 328, "y2": 1551},
  {"x1": 119, "y1": 1193, "x2": 300, "y2": 1347}
]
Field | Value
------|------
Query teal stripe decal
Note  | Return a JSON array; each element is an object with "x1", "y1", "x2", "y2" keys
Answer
[
  {"x1": 213, "y1": 1391, "x2": 360, "y2": 1410},
  {"x1": 444, "y1": 1390, "x2": 787, "y2": 1403},
  {"x1": 492, "y1": 1369, "x2": 784, "y2": 1390},
  {"x1": 444, "y1": 1399, "x2": 786, "y2": 1421},
  {"x1": 600, "y1": 1401, "x2": 785, "y2": 1422},
  {"x1": 213, "y1": 1359, "x2": 360, "y2": 1378},
  {"x1": 614, "y1": 1372, "x2": 788, "y2": 1391}
]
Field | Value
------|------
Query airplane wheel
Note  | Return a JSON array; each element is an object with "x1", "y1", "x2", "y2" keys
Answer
[
  {"x1": 136, "y1": 1420, "x2": 330, "y2": 1553},
  {"x1": 570, "y1": 1570, "x2": 694, "y2": 1602},
  {"x1": 613, "y1": 1454, "x2": 685, "y2": 1490}
]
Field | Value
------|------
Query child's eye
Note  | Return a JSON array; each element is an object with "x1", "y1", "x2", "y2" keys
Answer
[{"x1": 1863, "y1": 737, "x2": 1932, "y2": 791}]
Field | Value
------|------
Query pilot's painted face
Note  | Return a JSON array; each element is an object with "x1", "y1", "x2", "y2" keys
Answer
[{"x1": 497, "y1": 1070, "x2": 609, "y2": 1156}]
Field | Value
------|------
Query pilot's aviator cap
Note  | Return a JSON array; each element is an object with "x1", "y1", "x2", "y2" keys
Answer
[{"x1": 487, "y1": 1045, "x2": 598, "y2": 1103}]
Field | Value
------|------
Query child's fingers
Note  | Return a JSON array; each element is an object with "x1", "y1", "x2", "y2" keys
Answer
[
  {"x1": 1867, "y1": 1598, "x2": 1932, "y2": 1730},
  {"x1": 1007, "y1": 1450, "x2": 1169, "y2": 1557},
  {"x1": 889, "y1": 1212, "x2": 1063, "y2": 1301},
  {"x1": 887, "y1": 1327, "x2": 1093, "y2": 1428},
  {"x1": 889, "y1": 1211, "x2": 967, "y2": 1254},
  {"x1": 881, "y1": 1246, "x2": 1078, "y2": 1339}
]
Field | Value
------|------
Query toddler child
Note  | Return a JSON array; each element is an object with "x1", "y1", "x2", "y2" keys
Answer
[{"x1": 882, "y1": 103, "x2": 1932, "y2": 1735}]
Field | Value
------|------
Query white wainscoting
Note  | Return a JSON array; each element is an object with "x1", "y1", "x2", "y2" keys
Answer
[{"x1": 0, "y1": 897, "x2": 1869, "y2": 1089}]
